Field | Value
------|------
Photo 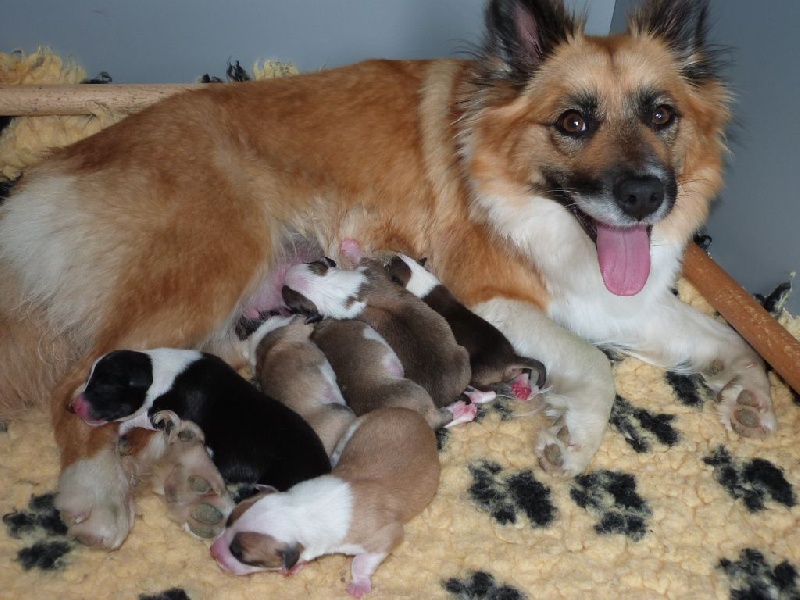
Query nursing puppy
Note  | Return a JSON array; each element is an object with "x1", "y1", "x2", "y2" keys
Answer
[
  {"x1": 387, "y1": 254, "x2": 547, "y2": 398},
  {"x1": 70, "y1": 349, "x2": 331, "y2": 490},
  {"x1": 210, "y1": 407, "x2": 441, "y2": 598},
  {"x1": 283, "y1": 258, "x2": 478, "y2": 417},
  {"x1": 249, "y1": 314, "x2": 356, "y2": 456},
  {"x1": 0, "y1": 0, "x2": 775, "y2": 550},
  {"x1": 311, "y1": 317, "x2": 468, "y2": 429}
]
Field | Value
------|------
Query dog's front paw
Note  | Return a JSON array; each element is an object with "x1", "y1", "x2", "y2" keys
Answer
[
  {"x1": 55, "y1": 447, "x2": 134, "y2": 549},
  {"x1": 154, "y1": 420, "x2": 233, "y2": 539},
  {"x1": 713, "y1": 358, "x2": 776, "y2": 438}
]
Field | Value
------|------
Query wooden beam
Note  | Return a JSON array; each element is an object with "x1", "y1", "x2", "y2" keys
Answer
[
  {"x1": 0, "y1": 83, "x2": 204, "y2": 116},
  {"x1": 683, "y1": 241, "x2": 800, "y2": 394}
]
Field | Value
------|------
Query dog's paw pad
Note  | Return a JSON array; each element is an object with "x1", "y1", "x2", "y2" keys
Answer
[
  {"x1": 187, "y1": 475, "x2": 212, "y2": 495},
  {"x1": 190, "y1": 502, "x2": 225, "y2": 526},
  {"x1": 540, "y1": 443, "x2": 565, "y2": 471},
  {"x1": 719, "y1": 383, "x2": 776, "y2": 439}
]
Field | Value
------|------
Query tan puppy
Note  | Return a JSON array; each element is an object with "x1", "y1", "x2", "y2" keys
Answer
[
  {"x1": 210, "y1": 407, "x2": 440, "y2": 597},
  {"x1": 249, "y1": 314, "x2": 356, "y2": 456},
  {"x1": 311, "y1": 317, "x2": 457, "y2": 429}
]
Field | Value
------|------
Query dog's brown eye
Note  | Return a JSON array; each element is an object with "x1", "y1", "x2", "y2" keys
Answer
[
  {"x1": 651, "y1": 104, "x2": 675, "y2": 129},
  {"x1": 557, "y1": 111, "x2": 587, "y2": 136}
]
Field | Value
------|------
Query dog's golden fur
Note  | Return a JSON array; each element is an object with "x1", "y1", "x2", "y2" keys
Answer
[{"x1": 0, "y1": 0, "x2": 775, "y2": 549}]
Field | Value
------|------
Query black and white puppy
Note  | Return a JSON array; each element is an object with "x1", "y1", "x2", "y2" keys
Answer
[{"x1": 70, "y1": 348, "x2": 331, "y2": 490}]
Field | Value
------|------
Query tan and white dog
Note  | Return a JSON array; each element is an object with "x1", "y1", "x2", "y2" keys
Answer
[
  {"x1": 209, "y1": 407, "x2": 441, "y2": 597},
  {"x1": 0, "y1": 0, "x2": 775, "y2": 549}
]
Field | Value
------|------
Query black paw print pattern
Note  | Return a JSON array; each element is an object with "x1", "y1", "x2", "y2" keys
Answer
[
  {"x1": 475, "y1": 395, "x2": 515, "y2": 423},
  {"x1": 703, "y1": 446, "x2": 796, "y2": 512},
  {"x1": 665, "y1": 371, "x2": 712, "y2": 408},
  {"x1": 140, "y1": 589, "x2": 192, "y2": 600},
  {"x1": 570, "y1": 470, "x2": 652, "y2": 541},
  {"x1": 609, "y1": 394, "x2": 680, "y2": 452},
  {"x1": 3, "y1": 492, "x2": 74, "y2": 571},
  {"x1": 718, "y1": 548, "x2": 800, "y2": 600},
  {"x1": 468, "y1": 460, "x2": 556, "y2": 528},
  {"x1": 443, "y1": 570, "x2": 527, "y2": 600}
]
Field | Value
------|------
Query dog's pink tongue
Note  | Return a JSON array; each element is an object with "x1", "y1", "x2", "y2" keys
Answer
[{"x1": 595, "y1": 223, "x2": 651, "y2": 296}]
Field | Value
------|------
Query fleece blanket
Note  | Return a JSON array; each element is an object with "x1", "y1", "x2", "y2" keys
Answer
[{"x1": 1, "y1": 49, "x2": 799, "y2": 600}]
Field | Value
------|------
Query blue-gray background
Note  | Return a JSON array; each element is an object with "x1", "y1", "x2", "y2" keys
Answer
[{"x1": 2, "y1": 0, "x2": 797, "y2": 314}]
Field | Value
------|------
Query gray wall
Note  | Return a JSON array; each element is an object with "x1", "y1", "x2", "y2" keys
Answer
[
  {"x1": 613, "y1": 0, "x2": 800, "y2": 314},
  {"x1": 2, "y1": 0, "x2": 613, "y2": 83}
]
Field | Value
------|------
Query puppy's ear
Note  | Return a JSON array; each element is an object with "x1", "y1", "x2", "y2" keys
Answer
[
  {"x1": 482, "y1": 0, "x2": 579, "y2": 85},
  {"x1": 629, "y1": 0, "x2": 723, "y2": 83}
]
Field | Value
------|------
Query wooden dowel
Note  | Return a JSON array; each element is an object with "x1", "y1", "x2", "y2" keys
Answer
[
  {"x1": 683, "y1": 241, "x2": 800, "y2": 393},
  {"x1": 0, "y1": 83, "x2": 204, "y2": 116}
]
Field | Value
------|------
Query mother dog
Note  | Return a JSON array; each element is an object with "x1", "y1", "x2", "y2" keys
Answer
[{"x1": 0, "y1": 0, "x2": 775, "y2": 549}]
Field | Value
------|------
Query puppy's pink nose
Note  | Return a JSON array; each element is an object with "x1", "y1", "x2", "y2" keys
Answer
[{"x1": 70, "y1": 393, "x2": 94, "y2": 422}]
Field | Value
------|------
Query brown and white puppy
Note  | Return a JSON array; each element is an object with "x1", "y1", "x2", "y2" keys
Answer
[
  {"x1": 0, "y1": 0, "x2": 774, "y2": 550},
  {"x1": 210, "y1": 407, "x2": 441, "y2": 597},
  {"x1": 249, "y1": 314, "x2": 356, "y2": 456},
  {"x1": 283, "y1": 258, "x2": 477, "y2": 415},
  {"x1": 387, "y1": 253, "x2": 547, "y2": 398},
  {"x1": 311, "y1": 317, "x2": 459, "y2": 429}
]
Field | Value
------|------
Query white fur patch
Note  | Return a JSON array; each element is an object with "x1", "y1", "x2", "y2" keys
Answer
[
  {"x1": 143, "y1": 348, "x2": 203, "y2": 409},
  {"x1": 362, "y1": 325, "x2": 404, "y2": 378},
  {"x1": 396, "y1": 254, "x2": 438, "y2": 298},
  {"x1": 0, "y1": 174, "x2": 120, "y2": 340},
  {"x1": 283, "y1": 264, "x2": 367, "y2": 319},
  {"x1": 232, "y1": 475, "x2": 354, "y2": 561}
]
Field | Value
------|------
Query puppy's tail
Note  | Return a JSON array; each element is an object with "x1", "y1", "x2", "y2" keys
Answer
[{"x1": 0, "y1": 266, "x2": 76, "y2": 417}]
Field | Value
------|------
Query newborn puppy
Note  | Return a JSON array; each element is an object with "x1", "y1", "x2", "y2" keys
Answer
[
  {"x1": 70, "y1": 348, "x2": 331, "y2": 490},
  {"x1": 249, "y1": 314, "x2": 356, "y2": 456},
  {"x1": 282, "y1": 258, "x2": 473, "y2": 411},
  {"x1": 312, "y1": 317, "x2": 456, "y2": 429},
  {"x1": 386, "y1": 254, "x2": 547, "y2": 398},
  {"x1": 210, "y1": 407, "x2": 440, "y2": 598}
]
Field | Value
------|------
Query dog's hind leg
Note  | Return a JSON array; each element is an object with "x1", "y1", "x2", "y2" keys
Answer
[{"x1": 471, "y1": 297, "x2": 616, "y2": 477}]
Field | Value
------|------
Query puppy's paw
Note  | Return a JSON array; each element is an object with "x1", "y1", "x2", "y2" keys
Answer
[
  {"x1": 55, "y1": 448, "x2": 134, "y2": 549},
  {"x1": 444, "y1": 400, "x2": 478, "y2": 428},
  {"x1": 154, "y1": 420, "x2": 233, "y2": 539},
  {"x1": 715, "y1": 363, "x2": 776, "y2": 438},
  {"x1": 346, "y1": 580, "x2": 372, "y2": 598},
  {"x1": 151, "y1": 410, "x2": 181, "y2": 435}
]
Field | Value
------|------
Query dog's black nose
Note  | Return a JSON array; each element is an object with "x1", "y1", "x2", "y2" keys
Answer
[{"x1": 614, "y1": 175, "x2": 665, "y2": 221}]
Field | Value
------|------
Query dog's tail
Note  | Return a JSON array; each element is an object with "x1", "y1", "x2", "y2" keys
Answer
[{"x1": 0, "y1": 266, "x2": 76, "y2": 417}]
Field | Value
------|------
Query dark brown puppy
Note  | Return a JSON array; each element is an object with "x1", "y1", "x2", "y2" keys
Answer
[{"x1": 387, "y1": 254, "x2": 546, "y2": 398}]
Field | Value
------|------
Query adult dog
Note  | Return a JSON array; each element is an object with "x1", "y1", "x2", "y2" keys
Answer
[{"x1": 0, "y1": 0, "x2": 775, "y2": 550}]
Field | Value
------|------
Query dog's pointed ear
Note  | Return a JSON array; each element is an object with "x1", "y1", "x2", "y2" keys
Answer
[
  {"x1": 628, "y1": 0, "x2": 722, "y2": 82},
  {"x1": 483, "y1": 0, "x2": 579, "y2": 84}
]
